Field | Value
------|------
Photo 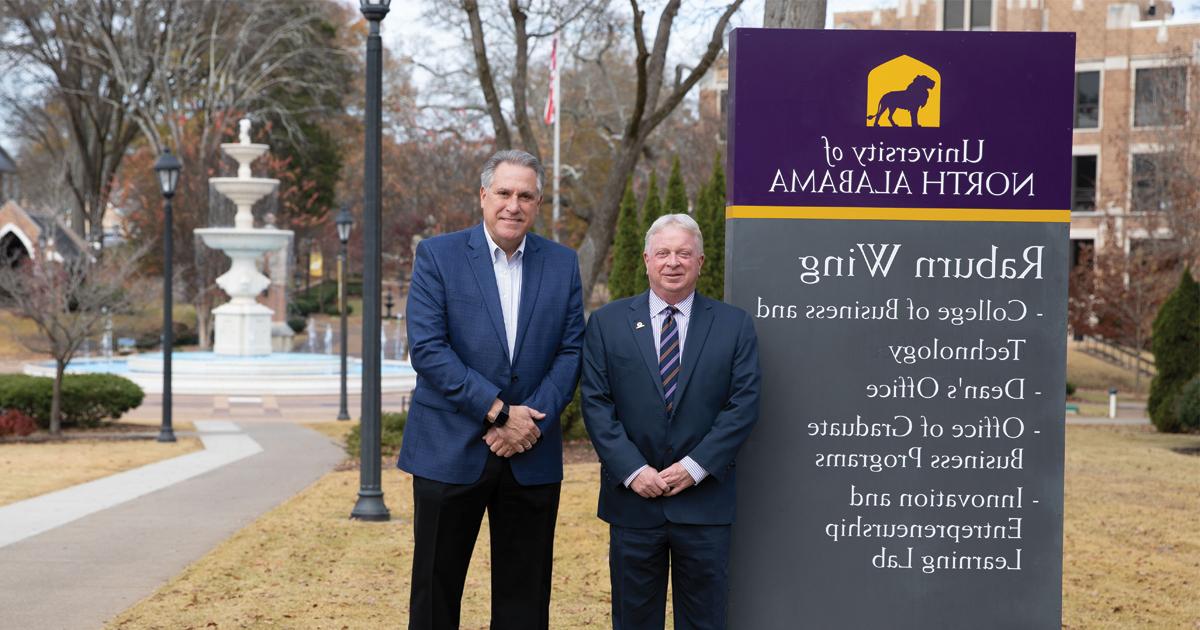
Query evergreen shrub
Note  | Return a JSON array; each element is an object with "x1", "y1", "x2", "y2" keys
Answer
[{"x1": 0, "y1": 374, "x2": 144, "y2": 429}]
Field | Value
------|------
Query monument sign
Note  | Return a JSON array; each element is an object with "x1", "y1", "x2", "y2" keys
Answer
[{"x1": 725, "y1": 29, "x2": 1073, "y2": 628}]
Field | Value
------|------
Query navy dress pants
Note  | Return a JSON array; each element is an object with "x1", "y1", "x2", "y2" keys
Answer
[{"x1": 609, "y1": 522, "x2": 732, "y2": 630}]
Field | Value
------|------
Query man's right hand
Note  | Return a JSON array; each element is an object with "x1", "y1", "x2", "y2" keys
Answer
[{"x1": 630, "y1": 467, "x2": 670, "y2": 499}]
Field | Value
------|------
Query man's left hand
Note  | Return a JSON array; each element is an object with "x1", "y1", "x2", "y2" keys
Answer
[{"x1": 659, "y1": 462, "x2": 696, "y2": 497}]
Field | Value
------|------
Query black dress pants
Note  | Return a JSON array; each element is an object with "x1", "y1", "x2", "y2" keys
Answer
[{"x1": 409, "y1": 453, "x2": 561, "y2": 630}]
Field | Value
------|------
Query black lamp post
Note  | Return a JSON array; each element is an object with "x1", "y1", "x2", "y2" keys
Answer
[
  {"x1": 384, "y1": 288, "x2": 394, "y2": 319},
  {"x1": 154, "y1": 149, "x2": 181, "y2": 443},
  {"x1": 336, "y1": 205, "x2": 353, "y2": 422},
  {"x1": 351, "y1": 0, "x2": 391, "y2": 521}
]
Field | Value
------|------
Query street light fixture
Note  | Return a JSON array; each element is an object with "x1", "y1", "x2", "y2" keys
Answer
[
  {"x1": 336, "y1": 205, "x2": 354, "y2": 422},
  {"x1": 154, "y1": 149, "x2": 182, "y2": 444},
  {"x1": 351, "y1": 0, "x2": 391, "y2": 522}
]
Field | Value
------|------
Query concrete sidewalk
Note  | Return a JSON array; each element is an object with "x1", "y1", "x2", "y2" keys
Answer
[{"x1": 0, "y1": 420, "x2": 344, "y2": 630}]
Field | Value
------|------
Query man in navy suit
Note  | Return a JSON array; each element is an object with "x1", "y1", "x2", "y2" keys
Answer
[
  {"x1": 582, "y1": 213, "x2": 760, "y2": 630},
  {"x1": 399, "y1": 150, "x2": 584, "y2": 629}
]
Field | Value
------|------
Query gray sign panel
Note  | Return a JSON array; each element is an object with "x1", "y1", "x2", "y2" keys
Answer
[{"x1": 725, "y1": 29, "x2": 1072, "y2": 628}]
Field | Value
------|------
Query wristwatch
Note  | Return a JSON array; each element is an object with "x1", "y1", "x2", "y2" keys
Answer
[{"x1": 492, "y1": 403, "x2": 510, "y2": 427}]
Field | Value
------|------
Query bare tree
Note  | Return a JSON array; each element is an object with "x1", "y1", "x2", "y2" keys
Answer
[
  {"x1": 570, "y1": 0, "x2": 743, "y2": 296},
  {"x1": 97, "y1": 0, "x2": 354, "y2": 348},
  {"x1": 764, "y1": 0, "x2": 827, "y2": 29},
  {"x1": 418, "y1": 1, "x2": 741, "y2": 297},
  {"x1": 0, "y1": 245, "x2": 147, "y2": 434},
  {"x1": 0, "y1": 0, "x2": 157, "y2": 241}
]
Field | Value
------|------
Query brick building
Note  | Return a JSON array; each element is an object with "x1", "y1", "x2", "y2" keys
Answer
[{"x1": 831, "y1": 0, "x2": 1198, "y2": 266}]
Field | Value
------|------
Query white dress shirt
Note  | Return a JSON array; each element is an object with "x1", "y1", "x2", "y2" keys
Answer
[
  {"x1": 624, "y1": 290, "x2": 709, "y2": 489},
  {"x1": 483, "y1": 226, "x2": 525, "y2": 363}
]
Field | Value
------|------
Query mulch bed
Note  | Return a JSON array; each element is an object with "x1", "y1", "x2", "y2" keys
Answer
[{"x1": 0, "y1": 422, "x2": 173, "y2": 444}]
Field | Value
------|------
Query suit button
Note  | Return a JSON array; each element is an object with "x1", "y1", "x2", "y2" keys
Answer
[{"x1": 511, "y1": 375, "x2": 519, "y2": 383}]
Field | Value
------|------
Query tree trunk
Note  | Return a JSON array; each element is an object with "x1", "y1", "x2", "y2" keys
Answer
[
  {"x1": 51, "y1": 359, "x2": 65, "y2": 435},
  {"x1": 464, "y1": 0, "x2": 513, "y2": 150},
  {"x1": 764, "y1": 0, "x2": 827, "y2": 28},
  {"x1": 577, "y1": 141, "x2": 645, "y2": 299}
]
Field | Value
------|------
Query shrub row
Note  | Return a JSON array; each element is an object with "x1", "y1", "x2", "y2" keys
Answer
[
  {"x1": 0, "y1": 374, "x2": 145, "y2": 429},
  {"x1": 0, "y1": 409, "x2": 37, "y2": 437},
  {"x1": 1148, "y1": 270, "x2": 1199, "y2": 433},
  {"x1": 291, "y1": 280, "x2": 361, "y2": 318},
  {"x1": 342, "y1": 396, "x2": 592, "y2": 460},
  {"x1": 1175, "y1": 377, "x2": 1200, "y2": 432},
  {"x1": 345, "y1": 411, "x2": 406, "y2": 458}
]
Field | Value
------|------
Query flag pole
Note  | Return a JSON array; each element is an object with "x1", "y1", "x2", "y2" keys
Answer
[{"x1": 552, "y1": 36, "x2": 562, "y2": 243}]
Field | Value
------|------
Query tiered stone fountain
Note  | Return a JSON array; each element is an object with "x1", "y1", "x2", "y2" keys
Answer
[
  {"x1": 196, "y1": 119, "x2": 291, "y2": 356},
  {"x1": 24, "y1": 120, "x2": 416, "y2": 395}
]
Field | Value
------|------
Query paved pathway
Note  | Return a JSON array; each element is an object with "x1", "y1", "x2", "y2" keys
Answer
[{"x1": 0, "y1": 418, "x2": 344, "y2": 630}]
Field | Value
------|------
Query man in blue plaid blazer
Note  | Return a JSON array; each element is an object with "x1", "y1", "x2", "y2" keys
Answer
[{"x1": 399, "y1": 150, "x2": 584, "y2": 630}]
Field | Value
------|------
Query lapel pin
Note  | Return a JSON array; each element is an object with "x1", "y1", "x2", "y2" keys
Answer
[{"x1": 635, "y1": 321, "x2": 645, "y2": 330}]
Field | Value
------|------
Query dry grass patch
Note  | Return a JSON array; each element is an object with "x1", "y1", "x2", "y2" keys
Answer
[
  {"x1": 0, "y1": 309, "x2": 40, "y2": 359},
  {"x1": 117, "y1": 418, "x2": 197, "y2": 432},
  {"x1": 1063, "y1": 426, "x2": 1200, "y2": 628},
  {"x1": 1067, "y1": 344, "x2": 1151, "y2": 396},
  {"x1": 302, "y1": 421, "x2": 356, "y2": 446},
  {"x1": 108, "y1": 426, "x2": 1200, "y2": 628},
  {"x1": 0, "y1": 438, "x2": 203, "y2": 507},
  {"x1": 108, "y1": 464, "x2": 612, "y2": 629}
]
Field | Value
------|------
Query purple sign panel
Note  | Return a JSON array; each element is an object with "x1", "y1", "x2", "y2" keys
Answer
[{"x1": 725, "y1": 29, "x2": 1073, "y2": 628}]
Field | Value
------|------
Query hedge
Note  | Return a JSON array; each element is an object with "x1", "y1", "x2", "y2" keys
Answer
[
  {"x1": 1148, "y1": 269, "x2": 1200, "y2": 433},
  {"x1": 1175, "y1": 377, "x2": 1200, "y2": 433},
  {"x1": 0, "y1": 373, "x2": 145, "y2": 429},
  {"x1": 346, "y1": 411, "x2": 407, "y2": 458},
  {"x1": 0, "y1": 409, "x2": 37, "y2": 437},
  {"x1": 343, "y1": 399, "x2": 591, "y2": 460}
]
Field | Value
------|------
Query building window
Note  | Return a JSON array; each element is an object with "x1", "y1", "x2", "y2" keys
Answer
[
  {"x1": 1070, "y1": 239, "x2": 1094, "y2": 268},
  {"x1": 1131, "y1": 153, "x2": 1171, "y2": 213},
  {"x1": 1134, "y1": 66, "x2": 1186, "y2": 127},
  {"x1": 1072, "y1": 155, "x2": 1097, "y2": 212},
  {"x1": 1129, "y1": 238, "x2": 1180, "y2": 273},
  {"x1": 1074, "y1": 71, "x2": 1100, "y2": 129},
  {"x1": 943, "y1": 0, "x2": 992, "y2": 30}
]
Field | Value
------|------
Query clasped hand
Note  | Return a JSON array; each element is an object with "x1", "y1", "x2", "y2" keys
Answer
[
  {"x1": 483, "y1": 405, "x2": 544, "y2": 457},
  {"x1": 630, "y1": 462, "x2": 695, "y2": 498}
]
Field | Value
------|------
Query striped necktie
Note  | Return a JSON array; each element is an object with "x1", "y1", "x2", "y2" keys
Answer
[{"x1": 658, "y1": 306, "x2": 680, "y2": 412}]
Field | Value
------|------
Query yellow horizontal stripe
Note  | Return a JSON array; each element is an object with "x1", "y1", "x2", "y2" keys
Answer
[{"x1": 726, "y1": 205, "x2": 1071, "y2": 223}]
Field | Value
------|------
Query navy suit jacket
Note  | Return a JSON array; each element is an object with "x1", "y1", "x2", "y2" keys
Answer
[
  {"x1": 581, "y1": 291, "x2": 760, "y2": 528},
  {"x1": 398, "y1": 223, "x2": 584, "y2": 486}
]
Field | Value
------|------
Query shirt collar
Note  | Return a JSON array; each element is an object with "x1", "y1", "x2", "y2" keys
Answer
[
  {"x1": 649, "y1": 290, "x2": 695, "y2": 319},
  {"x1": 483, "y1": 224, "x2": 526, "y2": 263}
]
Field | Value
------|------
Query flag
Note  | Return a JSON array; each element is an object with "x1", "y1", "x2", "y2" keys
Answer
[{"x1": 543, "y1": 37, "x2": 558, "y2": 125}]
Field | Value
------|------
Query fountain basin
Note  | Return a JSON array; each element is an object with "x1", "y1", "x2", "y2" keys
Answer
[
  {"x1": 219, "y1": 142, "x2": 270, "y2": 165},
  {"x1": 25, "y1": 353, "x2": 417, "y2": 396},
  {"x1": 207, "y1": 178, "x2": 279, "y2": 201},
  {"x1": 196, "y1": 227, "x2": 291, "y2": 254},
  {"x1": 207, "y1": 178, "x2": 280, "y2": 228}
]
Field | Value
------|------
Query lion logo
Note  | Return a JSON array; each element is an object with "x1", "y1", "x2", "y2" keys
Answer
[
  {"x1": 866, "y1": 55, "x2": 942, "y2": 128},
  {"x1": 868, "y1": 75, "x2": 937, "y2": 127}
]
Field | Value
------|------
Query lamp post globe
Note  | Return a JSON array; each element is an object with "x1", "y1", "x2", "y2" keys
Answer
[
  {"x1": 154, "y1": 150, "x2": 181, "y2": 198},
  {"x1": 336, "y1": 205, "x2": 353, "y2": 422},
  {"x1": 351, "y1": 0, "x2": 391, "y2": 522},
  {"x1": 336, "y1": 205, "x2": 354, "y2": 244},
  {"x1": 153, "y1": 149, "x2": 182, "y2": 443}
]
